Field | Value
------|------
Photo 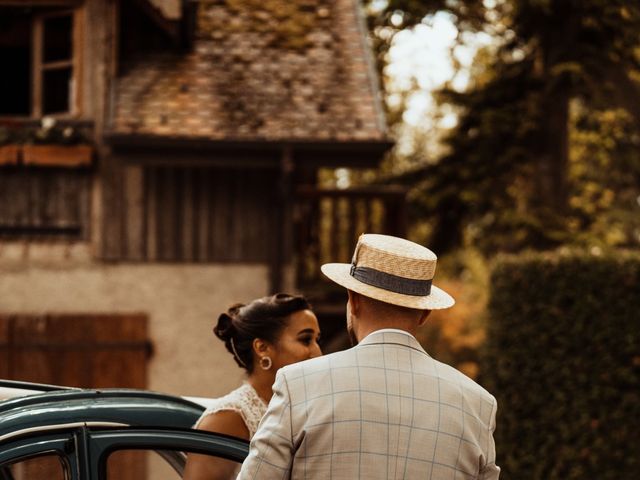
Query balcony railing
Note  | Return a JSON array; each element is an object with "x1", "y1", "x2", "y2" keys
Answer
[{"x1": 294, "y1": 185, "x2": 407, "y2": 286}]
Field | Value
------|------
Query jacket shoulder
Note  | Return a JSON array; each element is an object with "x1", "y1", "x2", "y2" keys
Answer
[
  {"x1": 279, "y1": 348, "x2": 355, "y2": 379},
  {"x1": 435, "y1": 358, "x2": 496, "y2": 403}
]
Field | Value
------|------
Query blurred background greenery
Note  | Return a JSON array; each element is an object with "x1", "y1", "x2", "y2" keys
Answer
[{"x1": 322, "y1": 1, "x2": 640, "y2": 477}]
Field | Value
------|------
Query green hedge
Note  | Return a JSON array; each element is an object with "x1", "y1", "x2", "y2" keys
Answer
[{"x1": 481, "y1": 251, "x2": 640, "y2": 479}]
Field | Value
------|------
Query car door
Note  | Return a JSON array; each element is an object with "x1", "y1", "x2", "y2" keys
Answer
[
  {"x1": 87, "y1": 426, "x2": 249, "y2": 479},
  {"x1": 0, "y1": 425, "x2": 248, "y2": 480}
]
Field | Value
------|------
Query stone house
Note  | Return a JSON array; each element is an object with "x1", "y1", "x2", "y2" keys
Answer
[{"x1": 0, "y1": 0, "x2": 402, "y2": 397}]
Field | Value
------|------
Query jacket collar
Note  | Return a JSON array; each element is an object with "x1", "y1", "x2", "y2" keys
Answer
[{"x1": 357, "y1": 329, "x2": 429, "y2": 356}]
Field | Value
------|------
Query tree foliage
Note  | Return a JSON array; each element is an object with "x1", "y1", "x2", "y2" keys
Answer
[
  {"x1": 373, "y1": 0, "x2": 640, "y2": 254},
  {"x1": 364, "y1": 0, "x2": 487, "y2": 53}
]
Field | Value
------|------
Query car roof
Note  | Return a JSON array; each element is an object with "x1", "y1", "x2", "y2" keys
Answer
[{"x1": 0, "y1": 381, "x2": 206, "y2": 441}]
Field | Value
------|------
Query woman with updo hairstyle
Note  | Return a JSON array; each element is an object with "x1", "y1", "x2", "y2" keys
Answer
[{"x1": 183, "y1": 293, "x2": 322, "y2": 480}]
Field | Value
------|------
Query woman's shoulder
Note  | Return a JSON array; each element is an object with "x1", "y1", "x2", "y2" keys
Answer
[
  {"x1": 194, "y1": 383, "x2": 266, "y2": 438},
  {"x1": 195, "y1": 408, "x2": 249, "y2": 439},
  {"x1": 196, "y1": 385, "x2": 248, "y2": 420}
]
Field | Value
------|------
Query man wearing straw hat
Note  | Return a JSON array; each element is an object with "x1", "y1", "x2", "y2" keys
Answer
[{"x1": 239, "y1": 234, "x2": 500, "y2": 479}]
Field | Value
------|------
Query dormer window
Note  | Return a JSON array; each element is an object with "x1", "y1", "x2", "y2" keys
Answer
[{"x1": 0, "y1": 6, "x2": 82, "y2": 118}]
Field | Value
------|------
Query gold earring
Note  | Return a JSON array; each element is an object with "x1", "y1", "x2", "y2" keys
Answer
[{"x1": 259, "y1": 356, "x2": 272, "y2": 370}]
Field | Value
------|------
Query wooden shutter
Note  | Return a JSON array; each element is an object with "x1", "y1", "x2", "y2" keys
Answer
[
  {"x1": 0, "y1": 169, "x2": 92, "y2": 240},
  {"x1": 0, "y1": 313, "x2": 149, "y2": 389}
]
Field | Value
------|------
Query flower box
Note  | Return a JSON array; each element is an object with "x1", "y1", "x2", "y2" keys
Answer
[
  {"x1": 22, "y1": 144, "x2": 93, "y2": 167},
  {"x1": 0, "y1": 144, "x2": 20, "y2": 166}
]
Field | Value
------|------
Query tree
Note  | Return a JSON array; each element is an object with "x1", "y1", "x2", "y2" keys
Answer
[{"x1": 375, "y1": 0, "x2": 640, "y2": 253}]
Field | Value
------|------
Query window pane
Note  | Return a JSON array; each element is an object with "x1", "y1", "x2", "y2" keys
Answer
[
  {"x1": 43, "y1": 67, "x2": 71, "y2": 114},
  {"x1": 107, "y1": 449, "x2": 242, "y2": 480},
  {"x1": 0, "y1": 7, "x2": 32, "y2": 115},
  {"x1": 3, "y1": 453, "x2": 68, "y2": 480},
  {"x1": 43, "y1": 14, "x2": 72, "y2": 63},
  {"x1": 107, "y1": 450, "x2": 181, "y2": 480}
]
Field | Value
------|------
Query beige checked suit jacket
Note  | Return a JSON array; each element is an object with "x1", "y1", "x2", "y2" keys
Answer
[{"x1": 238, "y1": 329, "x2": 500, "y2": 479}]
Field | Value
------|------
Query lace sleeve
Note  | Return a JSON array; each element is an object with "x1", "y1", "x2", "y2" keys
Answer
[
  {"x1": 193, "y1": 383, "x2": 267, "y2": 438},
  {"x1": 194, "y1": 404, "x2": 245, "y2": 429}
]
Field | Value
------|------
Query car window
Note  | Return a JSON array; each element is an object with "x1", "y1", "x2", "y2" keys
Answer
[
  {"x1": 91, "y1": 427, "x2": 248, "y2": 479},
  {"x1": 104, "y1": 449, "x2": 149, "y2": 479},
  {"x1": 0, "y1": 453, "x2": 69, "y2": 480},
  {"x1": 105, "y1": 448, "x2": 240, "y2": 480}
]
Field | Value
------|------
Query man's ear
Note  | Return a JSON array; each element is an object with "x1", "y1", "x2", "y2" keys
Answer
[
  {"x1": 418, "y1": 309, "x2": 431, "y2": 327},
  {"x1": 347, "y1": 290, "x2": 360, "y2": 316}
]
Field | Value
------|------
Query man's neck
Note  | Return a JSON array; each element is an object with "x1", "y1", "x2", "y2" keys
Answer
[{"x1": 356, "y1": 322, "x2": 417, "y2": 342}]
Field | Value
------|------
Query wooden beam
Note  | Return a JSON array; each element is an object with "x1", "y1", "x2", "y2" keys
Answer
[
  {"x1": 269, "y1": 147, "x2": 294, "y2": 294},
  {"x1": 72, "y1": 6, "x2": 84, "y2": 116},
  {"x1": 32, "y1": 14, "x2": 43, "y2": 118},
  {"x1": 0, "y1": 1, "x2": 82, "y2": 5},
  {"x1": 106, "y1": 134, "x2": 394, "y2": 169},
  {"x1": 100, "y1": 154, "x2": 125, "y2": 260},
  {"x1": 123, "y1": 165, "x2": 144, "y2": 260}
]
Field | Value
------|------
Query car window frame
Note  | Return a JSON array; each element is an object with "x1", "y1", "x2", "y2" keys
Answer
[
  {"x1": 88, "y1": 426, "x2": 249, "y2": 480},
  {"x1": 0, "y1": 425, "x2": 248, "y2": 480},
  {"x1": 0, "y1": 431, "x2": 79, "y2": 480}
]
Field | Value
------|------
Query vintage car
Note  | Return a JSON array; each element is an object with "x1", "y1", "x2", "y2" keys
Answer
[{"x1": 0, "y1": 380, "x2": 248, "y2": 479}]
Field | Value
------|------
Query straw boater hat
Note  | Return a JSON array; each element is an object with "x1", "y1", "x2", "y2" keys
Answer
[{"x1": 321, "y1": 234, "x2": 454, "y2": 310}]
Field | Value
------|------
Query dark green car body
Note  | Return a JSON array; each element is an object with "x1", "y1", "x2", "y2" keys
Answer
[{"x1": 0, "y1": 381, "x2": 248, "y2": 479}]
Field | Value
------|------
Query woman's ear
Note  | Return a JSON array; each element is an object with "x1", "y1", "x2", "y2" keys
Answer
[{"x1": 252, "y1": 338, "x2": 271, "y2": 357}]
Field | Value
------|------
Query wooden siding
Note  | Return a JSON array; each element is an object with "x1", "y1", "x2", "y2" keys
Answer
[
  {"x1": 108, "y1": 166, "x2": 278, "y2": 262},
  {"x1": 0, "y1": 168, "x2": 91, "y2": 239}
]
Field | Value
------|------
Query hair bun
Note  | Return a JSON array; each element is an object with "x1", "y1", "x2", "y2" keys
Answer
[
  {"x1": 213, "y1": 313, "x2": 233, "y2": 340},
  {"x1": 213, "y1": 303, "x2": 244, "y2": 340}
]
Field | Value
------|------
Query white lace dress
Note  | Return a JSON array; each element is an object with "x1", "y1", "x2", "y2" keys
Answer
[{"x1": 194, "y1": 382, "x2": 267, "y2": 439}]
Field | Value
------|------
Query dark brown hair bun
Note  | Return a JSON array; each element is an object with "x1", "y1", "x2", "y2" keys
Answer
[{"x1": 213, "y1": 304, "x2": 243, "y2": 341}]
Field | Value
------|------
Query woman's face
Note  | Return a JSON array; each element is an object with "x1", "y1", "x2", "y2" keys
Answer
[{"x1": 270, "y1": 309, "x2": 322, "y2": 370}]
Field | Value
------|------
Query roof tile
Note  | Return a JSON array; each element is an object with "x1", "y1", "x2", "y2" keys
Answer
[{"x1": 112, "y1": 0, "x2": 387, "y2": 142}]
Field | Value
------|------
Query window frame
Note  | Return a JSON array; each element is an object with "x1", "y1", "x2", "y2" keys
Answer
[
  {"x1": 0, "y1": 2, "x2": 84, "y2": 120},
  {"x1": 90, "y1": 427, "x2": 249, "y2": 480},
  {"x1": 0, "y1": 431, "x2": 78, "y2": 480},
  {"x1": 0, "y1": 426, "x2": 248, "y2": 480},
  {"x1": 32, "y1": 8, "x2": 83, "y2": 118}
]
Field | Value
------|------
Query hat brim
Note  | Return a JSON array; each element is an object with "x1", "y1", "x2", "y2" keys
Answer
[{"x1": 321, "y1": 263, "x2": 455, "y2": 310}]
